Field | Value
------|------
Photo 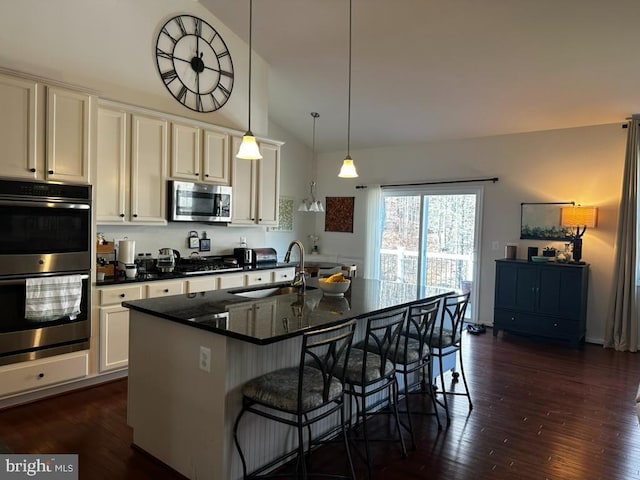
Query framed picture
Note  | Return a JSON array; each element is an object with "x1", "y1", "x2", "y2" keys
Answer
[
  {"x1": 325, "y1": 197, "x2": 354, "y2": 233},
  {"x1": 520, "y1": 202, "x2": 574, "y2": 240},
  {"x1": 268, "y1": 197, "x2": 295, "y2": 232}
]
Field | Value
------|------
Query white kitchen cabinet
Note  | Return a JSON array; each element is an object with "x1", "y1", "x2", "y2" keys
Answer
[
  {"x1": 0, "y1": 73, "x2": 91, "y2": 183},
  {"x1": 130, "y1": 114, "x2": 169, "y2": 224},
  {"x1": 96, "y1": 107, "x2": 128, "y2": 223},
  {"x1": 272, "y1": 267, "x2": 296, "y2": 283},
  {"x1": 230, "y1": 136, "x2": 281, "y2": 226},
  {"x1": 245, "y1": 271, "x2": 272, "y2": 286},
  {"x1": 0, "y1": 73, "x2": 39, "y2": 180},
  {"x1": 226, "y1": 299, "x2": 277, "y2": 337},
  {"x1": 46, "y1": 86, "x2": 91, "y2": 184},
  {"x1": 97, "y1": 284, "x2": 143, "y2": 372},
  {"x1": 96, "y1": 106, "x2": 168, "y2": 225},
  {"x1": 218, "y1": 273, "x2": 246, "y2": 289},
  {"x1": 0, "y1": 351, "x2": 88, "y2": 398},
  {"x1": 170, "y1": 122, "x2": 230, "y2": 185},
  {"x1": 146, "y1": 280, "x2": 184, "y2": 298},
  {"x1": 186, "y1": 276, "x2": 219, "y2": 294}
]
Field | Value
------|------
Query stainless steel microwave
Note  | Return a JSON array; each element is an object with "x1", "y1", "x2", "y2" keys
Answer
[{"x1": 169, "y1": 181, "x2": 232, "y2": 223}]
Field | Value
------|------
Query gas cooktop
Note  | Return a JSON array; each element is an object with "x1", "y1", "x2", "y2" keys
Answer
[{"x1": 174, "y1": 256, "x2": 242, "y2": 275}]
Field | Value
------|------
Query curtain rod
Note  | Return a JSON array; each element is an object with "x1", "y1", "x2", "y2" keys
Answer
[{"x1": 355, "y1": 176, "x2": 499, "y2": 189}]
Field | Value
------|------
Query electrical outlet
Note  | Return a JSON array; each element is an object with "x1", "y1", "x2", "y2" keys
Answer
[
  {"x1": 492, "y1": 241, "x2": 499, "y2": 251},
  {"x1": 199, "y1": 346, "x2": 211, "y2": 372}
]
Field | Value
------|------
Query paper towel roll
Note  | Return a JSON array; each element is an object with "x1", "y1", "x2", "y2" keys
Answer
[{"x1": 118, "y1": 240, "x2": 136, "y2": 264}]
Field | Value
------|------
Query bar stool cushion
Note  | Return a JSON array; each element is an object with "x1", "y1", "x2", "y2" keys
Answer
[
  {"x1": 343, "y1": 348, "x2": 394, "y2": 385},
  {"x1": 242, "y1": 366, "x2": 343, "y2": 412},
  {"x1": 354, "y1": 337, "x2": 427, "y2": 365},
  {"x1": 430, "y1": 328, "x2": 455, "y2": 347}
]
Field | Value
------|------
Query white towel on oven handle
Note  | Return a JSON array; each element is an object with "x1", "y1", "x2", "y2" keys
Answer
[{"x1": 25, "y1": 274, "x2": 82, "y2": 322}]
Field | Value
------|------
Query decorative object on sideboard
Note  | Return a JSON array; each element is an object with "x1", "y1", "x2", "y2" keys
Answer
[
  {"x1": 542, "y1": 246, "x2": 556, "y2": 257},
  {"x1": 505, "y1": 243, "x2": 518, "y2": 259},
  {"x1": 527, "y1": 246, "x2": 539, "y2": 262},
  {"x1": 236, "y1": 0, "x2": 262, "y2": 160},
  {"x1": 520, "y1": 202, "x2": 574, "y2": 240},
  {"x1": 338, "y1": 0, "x2": 358, "y2": 178},
  {"x1": 561, "y1": 205, "x2": 598, "y2": 263}
]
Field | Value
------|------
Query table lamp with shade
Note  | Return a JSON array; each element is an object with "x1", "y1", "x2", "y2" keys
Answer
[{"x1": 560, "y1": 205, "x2": 598, "y2": 263}]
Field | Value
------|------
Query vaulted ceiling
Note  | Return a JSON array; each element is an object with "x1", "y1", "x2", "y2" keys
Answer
[{"x1": 200, "y1": 0, "x2": 639, "y2": 152}]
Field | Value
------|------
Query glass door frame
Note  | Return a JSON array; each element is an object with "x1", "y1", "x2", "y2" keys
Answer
[{"x1": 380, "y1": 184, "x2": 484, "y2": 323}]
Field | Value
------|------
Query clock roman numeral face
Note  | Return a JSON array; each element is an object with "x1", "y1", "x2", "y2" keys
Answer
[{"x1": 155, "y1": 14, "x2": 234, "y2": 112}]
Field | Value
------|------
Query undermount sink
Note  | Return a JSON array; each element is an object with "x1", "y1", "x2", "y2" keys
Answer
[{"x1": 231, "y1": 285, "x2": 316, "y2": 299}]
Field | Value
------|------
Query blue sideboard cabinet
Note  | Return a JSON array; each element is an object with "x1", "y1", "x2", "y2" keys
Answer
[{"x1": 493, "y1": 259, "x2": 589, "y2": 347}]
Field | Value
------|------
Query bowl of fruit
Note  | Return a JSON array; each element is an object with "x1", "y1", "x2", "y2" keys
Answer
[{"x1": 318, "y1": 272, "x2": 351, "y2": 296}]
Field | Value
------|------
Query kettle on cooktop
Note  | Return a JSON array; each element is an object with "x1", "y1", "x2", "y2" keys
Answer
[{"x1": 157, "y1": 248, "x2": 180, "y2": 273}]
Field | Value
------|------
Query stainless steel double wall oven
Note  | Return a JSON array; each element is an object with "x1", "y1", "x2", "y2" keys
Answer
[{"x1": 0, "y1": 179, "x2": 92, "y2": 366}]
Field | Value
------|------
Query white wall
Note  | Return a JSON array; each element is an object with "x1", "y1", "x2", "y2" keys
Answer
[
  {"x1": 312, "y1": 124, "x2": 626, "y2": 344},
  {"x1": 0, "y1": 0, "x2": 268, "y2": 136}
]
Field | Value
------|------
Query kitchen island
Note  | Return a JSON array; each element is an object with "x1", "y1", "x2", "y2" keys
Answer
[{"x1": 123, "y1": 278, "x2": 453, "y2": 480}]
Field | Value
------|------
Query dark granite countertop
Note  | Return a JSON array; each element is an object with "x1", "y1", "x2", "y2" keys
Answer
[
  {"x1": 97, "y1": 263, "x2": 295, "y2": 287},
  {"x1": 122, "y1": 277, "x2": 453, "y2": 345}
]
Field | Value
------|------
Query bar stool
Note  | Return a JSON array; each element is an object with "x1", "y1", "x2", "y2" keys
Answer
[
  {"x1": 430, "y1": 292, "x2": 472, "y2": 424},
  {"x1": 394, "y1": 298, "x2": 443, "y2": 447},
  {"x1": 344, "y1": 308, "x2": 408, "y2": 479},
  {"x1": 233, "y1": 320, "x2": 357, "y2": 479}
]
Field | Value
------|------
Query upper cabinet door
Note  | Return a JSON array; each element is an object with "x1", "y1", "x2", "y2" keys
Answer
[
  {"x1": 0, "y1": 74, "x2": 38, "y2": 180},
  {"x1": 230, "y1": 136, "x2": 258, "y2": 225},
  {"x1": 257, "y1": 142, "x2": 280, "y2": 226},
  {"x1": 96, "y1": 107, "x2": 129, "y2": 223},
  {"x1": 202, "y1": 129, "x2": 230, "y2": 184},
  {"x1": 130, "y1": 114, "x2": 168, "y2": 224},
  {"x1": 170, "y1": 122, "x2": 201, "y2": 181},
  {"x1": 46, "y1": 86, "x2": 91, "y2": 184}
]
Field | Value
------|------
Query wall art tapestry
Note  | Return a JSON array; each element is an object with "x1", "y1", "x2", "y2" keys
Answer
[{"x1": 325, "y1": 197, "x2": 354, "y2": 233}]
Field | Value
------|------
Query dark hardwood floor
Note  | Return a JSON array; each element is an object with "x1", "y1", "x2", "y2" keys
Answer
[{"x1": 1, "y1": 329, "x2": 640, "y2": 479}]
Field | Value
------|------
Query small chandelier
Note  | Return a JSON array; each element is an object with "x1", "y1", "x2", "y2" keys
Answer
[
  {"x1": 299, "y1": 181, "x2": 324, "y2": 212},
  {"x1": 299, "y1": 112, "x2": 324, "y2": 212}
]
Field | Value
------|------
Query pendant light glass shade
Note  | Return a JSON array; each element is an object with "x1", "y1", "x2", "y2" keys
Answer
[
  {"x1": 237, "y1": 131, "x2": 262, "y2": 159},
  {"x1": 237, "y1": 0, "x2": 262, "y2": 160},
  {"x1": 298, "y1": 112, "x2": 325, "y2": 212},
  {"x1": 338, "y1": 156, "x2": 358, "y2": 178},
  {"x1": 338, "y1": 0, "x2": 358, "y2": 178}
]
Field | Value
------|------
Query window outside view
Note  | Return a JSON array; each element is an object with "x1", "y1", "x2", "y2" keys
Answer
[{"x1": 379, "y1": 193, "x2": 477, "y2": 317}]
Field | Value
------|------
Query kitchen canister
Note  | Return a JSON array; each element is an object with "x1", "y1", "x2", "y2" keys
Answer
[
  {"x1": 118, "y1": 239, "x2": 136, "y2": 265},
  {"x1": 505, "y1": 243, "x2": 518, "y2": 260}
]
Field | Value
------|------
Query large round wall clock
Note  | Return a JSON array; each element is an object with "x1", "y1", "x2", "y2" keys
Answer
[{"x1": 155, "y1": 14, "x2": 234, "y2": 112}]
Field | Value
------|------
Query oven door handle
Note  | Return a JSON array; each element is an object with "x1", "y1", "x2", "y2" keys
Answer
[
  {"x1": 0, "y1": 274, "x2": 90, "y2": 286},
  {"x1": 0, "y1": 200, "x2": 90, "y2": 209}
]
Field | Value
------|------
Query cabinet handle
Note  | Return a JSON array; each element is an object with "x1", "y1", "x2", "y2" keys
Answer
[
  {"x1": 553, "y1": 323, "x2": 559, "y2": 327},
  {"x1": 283, "y1": 274, "x2": 288, "y2": 278},
  {"x1": 38, "y1": 373, "x2": 44, "y2": 379},
  {"x1": 120, "y1": 293, "x2": 126, "y2": 298},
  {"x1": 164, "y1": 289, "x2": 169, "y2": 293},
  {"x1": 30, "y1": 168, "x2": 36, "y2": 173},
  {"x1": 120, "y1": 213, "x2": 125, "y2": 218},
  {"x1": 133, "y1": 214, "x2": 138, "y2": 218},
  {"x1": 195, "y1": 172, "x2": 199, "y2": 176},
  {"x1": 205, "y1": 174, "x2": 209, "y2": 177},
  {"x1": 48, "y1": 170, "x2": 54, "y2": 174}
]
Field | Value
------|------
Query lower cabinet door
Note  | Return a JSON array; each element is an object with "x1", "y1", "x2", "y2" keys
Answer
[{"x1": 99, "y1": 305, "x2": 130, "y2": 372}]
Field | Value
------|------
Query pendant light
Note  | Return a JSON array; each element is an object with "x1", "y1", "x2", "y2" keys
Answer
[
  {"x1": 236, "y1": 0, "x2": 262, "y2": 160},
  {"x1": 299, "y1": 112, "x2": 325, "y2": 212},
  {"x1": 338, "y1": 0, "x2": 358, "y2": 178}
]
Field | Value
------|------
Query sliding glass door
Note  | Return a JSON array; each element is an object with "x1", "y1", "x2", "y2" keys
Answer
[{"x1": 377, "y1": 186, "x2": 482, "y2": 322}]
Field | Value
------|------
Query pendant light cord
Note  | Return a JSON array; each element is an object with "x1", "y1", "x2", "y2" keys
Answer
[
  {"x1": 347, "y1": 0, "x2": 352, "y2": 157},
  {"x1": 247, "y1": 0, "x2": 253, "y2": 133}
]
